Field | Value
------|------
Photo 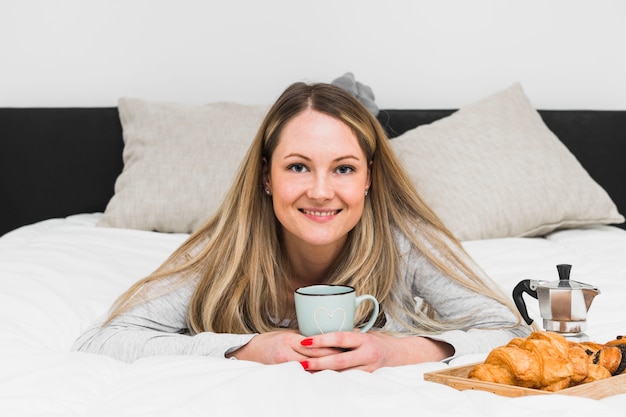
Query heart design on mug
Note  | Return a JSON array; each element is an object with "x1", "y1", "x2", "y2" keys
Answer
[{"x1": 313, "y1": 307, "x2": 346, "y2": 334}]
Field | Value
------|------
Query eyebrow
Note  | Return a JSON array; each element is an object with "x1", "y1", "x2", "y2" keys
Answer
[{"x1": 284, "y1": 153, "x2": 362, "y2": 162}]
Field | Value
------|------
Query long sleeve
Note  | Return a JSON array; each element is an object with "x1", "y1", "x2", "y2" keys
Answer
[
  {"x1": 384, "y1": 230, "x2": 531, "y2": 359},
  {"x1": 72, "y1": 281, "x2": 255, "y2": 362}
]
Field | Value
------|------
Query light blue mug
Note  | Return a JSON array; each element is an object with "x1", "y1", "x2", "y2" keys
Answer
[{"x1": 294, "y1": 285, "x2": 380, "y2": 336}]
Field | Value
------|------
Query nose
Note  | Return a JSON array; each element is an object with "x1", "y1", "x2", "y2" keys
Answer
[{"x1": 307, "y1": 172, "x2": 334, "y2": 200}]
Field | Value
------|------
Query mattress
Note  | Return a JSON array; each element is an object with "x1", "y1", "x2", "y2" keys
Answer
[{"x1": 1, "y1": 214, "x2": 625, "y2": 416}]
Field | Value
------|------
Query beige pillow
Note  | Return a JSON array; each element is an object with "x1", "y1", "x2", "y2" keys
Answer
[
  {"x1": 98, "y1": 98, "x2": 268, "y2": 233},
  {"x1": 390, "y1": 83, "x2": 624, "y2": 241}
]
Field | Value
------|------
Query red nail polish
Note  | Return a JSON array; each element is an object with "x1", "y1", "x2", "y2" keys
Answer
[
  {"x1": 299, "y1": 360, "x2": 310, "y2": 370},
  {"x1": 300, "y1": 338, "x2": 313, "y2": 346}
]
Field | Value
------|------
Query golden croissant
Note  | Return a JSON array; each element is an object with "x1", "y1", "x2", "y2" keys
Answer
[{"x1": 468, "y1": 332, "x2": 626, "y2": 391}]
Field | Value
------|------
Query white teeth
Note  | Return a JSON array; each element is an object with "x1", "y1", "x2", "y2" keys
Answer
[{"x1": 302, "y1": 209, "x2": 338, "y2": 217}]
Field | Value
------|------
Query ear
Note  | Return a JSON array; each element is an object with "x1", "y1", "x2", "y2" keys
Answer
[
  {"x1": 365, "y1": 160, "x2": 373, "y2": 193},
  {"x1": 262, "y1": 157, "x2": 271, "y2": 190}
]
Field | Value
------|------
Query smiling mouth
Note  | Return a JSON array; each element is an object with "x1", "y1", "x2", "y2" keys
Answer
[{"x1": 299, "y1": 209, "x2": 341, "y2": 217}]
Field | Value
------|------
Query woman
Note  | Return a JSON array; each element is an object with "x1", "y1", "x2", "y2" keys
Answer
[{"x1": 74, "y1": 82, "x2": 530, "y2": 371}]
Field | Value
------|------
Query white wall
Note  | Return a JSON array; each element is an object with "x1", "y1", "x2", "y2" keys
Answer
[{"x1": 2, "y1": 0, "x2": 625, "y2": 109}]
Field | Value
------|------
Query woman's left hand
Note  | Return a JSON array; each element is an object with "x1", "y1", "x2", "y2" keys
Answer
[{"x1": 298, "y1": 331, "x2": 454, "y2": 372}]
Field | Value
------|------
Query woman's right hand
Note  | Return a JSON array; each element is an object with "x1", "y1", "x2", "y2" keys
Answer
[{"x1": 226, "y1": 330, "x2": 339, "y2": 365}]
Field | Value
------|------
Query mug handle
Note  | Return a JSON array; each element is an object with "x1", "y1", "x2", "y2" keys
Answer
[{"x1": 354, "y1": 295, "x2": 380, "y2": 333}]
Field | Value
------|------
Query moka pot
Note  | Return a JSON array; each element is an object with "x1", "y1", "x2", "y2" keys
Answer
[{"x1": 512, "y1": 264, "x2": 600, "y2": 337}]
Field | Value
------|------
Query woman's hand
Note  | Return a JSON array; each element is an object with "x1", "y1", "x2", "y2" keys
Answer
[
  {"x1": 226, "y1": 330, "x2": 343, "y2": 364},
  {"x1": 297, "y1": 331, "x2": 455, "y2": 372}
]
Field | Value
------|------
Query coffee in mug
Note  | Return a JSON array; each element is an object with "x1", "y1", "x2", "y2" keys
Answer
[{"x1": 294, "y1": 285, "x2": 379, "y2": 336}]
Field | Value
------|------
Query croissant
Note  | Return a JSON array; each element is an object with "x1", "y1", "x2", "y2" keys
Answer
[
  {"x1": 567, "y1": 342, "x2": 611, "y2": 385},
  {"x1": 475, "y1": 344, "x2": 541, "y2": 388},
  {"x1": 600, "y1": 335, "x2": 626, "y2": 375},
  {"x1": 469, "y1": 332, "x2": 624, "y2": 391}
]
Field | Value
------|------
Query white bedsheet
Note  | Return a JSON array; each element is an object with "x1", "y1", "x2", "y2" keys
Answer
[{"x1": 1, "y1": 214, "x2": 625, "y2": 416}]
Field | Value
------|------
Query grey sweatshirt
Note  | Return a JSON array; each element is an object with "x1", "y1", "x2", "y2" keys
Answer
[{"x1": 73, "y1": 231, "x2": 529, "y2": 362}]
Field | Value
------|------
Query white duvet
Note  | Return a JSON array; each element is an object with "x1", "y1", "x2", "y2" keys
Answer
[{"x1": 1, "y1": 214, "x2": 625, "y2": 416}]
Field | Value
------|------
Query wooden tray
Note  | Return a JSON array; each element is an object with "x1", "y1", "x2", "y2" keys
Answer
[{"x1": 424, "y1": 363, "x2": 626, "y2": 399}]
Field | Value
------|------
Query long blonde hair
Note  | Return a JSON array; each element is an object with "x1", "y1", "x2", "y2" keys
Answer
[{"x1": 106, "y1": 82, "x2": 521, "y2": 334}]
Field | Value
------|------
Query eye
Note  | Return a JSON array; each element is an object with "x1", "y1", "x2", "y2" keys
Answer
[
  {"x1": 336, "y1": 165, "x2": 355, "y2": 175},
  {"x1": 287, "y1": 163, "x2": 308, "y2": 173}
]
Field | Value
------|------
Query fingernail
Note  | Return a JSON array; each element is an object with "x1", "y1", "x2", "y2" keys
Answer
[
  {"x1": 300, "y1": 338, "x2": 313, "y2": 346},
  {"x1": 299, "y1": 360, "x2": 310, "y2": 370}
]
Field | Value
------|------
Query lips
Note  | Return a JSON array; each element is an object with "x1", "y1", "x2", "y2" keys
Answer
[{"x1": 299, "y1": 209, "x2": 341, "y2": 217}]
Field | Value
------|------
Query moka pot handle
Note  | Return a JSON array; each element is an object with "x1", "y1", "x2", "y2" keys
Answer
[{"x1": 512, "y1": 279, "x2": 538, "y2": 325}]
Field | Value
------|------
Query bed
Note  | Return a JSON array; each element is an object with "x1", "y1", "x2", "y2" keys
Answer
[{"x1": 1, "y1": 83, "x2": 626, "y2": 416}]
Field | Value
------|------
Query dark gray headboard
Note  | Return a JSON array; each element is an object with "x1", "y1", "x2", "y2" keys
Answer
[{"x1": 1, "y1": 107, "x2": 625, "y2": 236}]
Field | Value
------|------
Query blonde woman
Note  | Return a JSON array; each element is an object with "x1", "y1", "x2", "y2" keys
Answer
[{"x1": 74, "y1": 82, "x2": 530, "y2": 371}]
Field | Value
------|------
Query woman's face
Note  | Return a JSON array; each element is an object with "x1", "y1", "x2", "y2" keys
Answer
[{"x1": 266, "y1": 109, "x2": 371, "y2": 253}]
